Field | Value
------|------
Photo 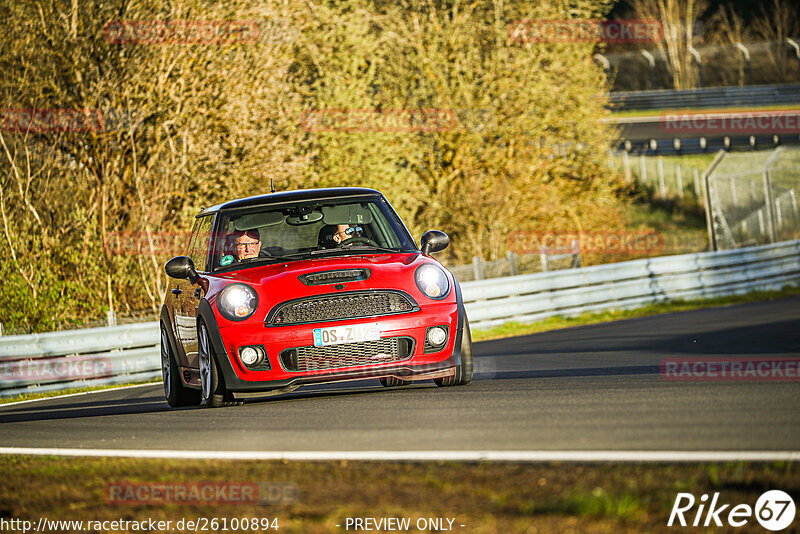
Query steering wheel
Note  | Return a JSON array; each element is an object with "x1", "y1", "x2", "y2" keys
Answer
[{"x1": 341, "y1": 236, "x2": 378, "y2": 247}]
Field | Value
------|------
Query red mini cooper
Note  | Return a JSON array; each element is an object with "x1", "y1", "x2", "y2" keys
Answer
[{"x1": 160, "y1": 188, "x2": 473, "y2": 407}]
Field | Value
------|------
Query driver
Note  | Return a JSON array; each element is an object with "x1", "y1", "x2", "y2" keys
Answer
[
  {"x1": 332, "y1": 224, "x2": 362, "y2": 245},
  {"x1": 220, "y1": 229, "x2": 269, "y2": 266}
]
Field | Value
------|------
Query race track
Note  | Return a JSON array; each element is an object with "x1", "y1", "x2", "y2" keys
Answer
[{"x1": 1, "y1": 297, "x2": 798, "y2": 453}]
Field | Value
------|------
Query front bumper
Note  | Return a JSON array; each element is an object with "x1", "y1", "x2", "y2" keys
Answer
[{"x1": 197, "y1": 283, "x2": 466, "y2": 394}]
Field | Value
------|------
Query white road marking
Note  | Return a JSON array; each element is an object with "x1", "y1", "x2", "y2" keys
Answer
[{"x1": 0, "y1": 448, "x2": 796, "y2": 462}]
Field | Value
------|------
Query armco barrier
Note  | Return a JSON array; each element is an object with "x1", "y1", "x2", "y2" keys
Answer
[
  {"x1": 462, "y1": 239, "x2": 800, "y2": 328},
  {"x1": 1, "y1": 239, "x2": 798, "y2": 397},
  {"x1": 609, "y1": 83, "x2": 800, "y2": 111}
]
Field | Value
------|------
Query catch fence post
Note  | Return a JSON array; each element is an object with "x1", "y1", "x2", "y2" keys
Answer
[
  {"x1": 507, "y1": 250, "x2": 518, "y2": 276},
  {"x1": 540, "y1": 246, "x2": 550, "y2": 272},
  {"x1": 472, "y1": 256, "x2": 484, "y2": 280}
]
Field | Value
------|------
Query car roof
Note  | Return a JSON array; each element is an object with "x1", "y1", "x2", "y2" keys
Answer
[{"x1": 196, "y1": 187, "x2": 383, "y2": 217}]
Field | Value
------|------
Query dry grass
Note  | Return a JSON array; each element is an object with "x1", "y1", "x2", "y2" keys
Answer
[{"x1": 0, "y1": 456, "x2": 795, "y2": 533}]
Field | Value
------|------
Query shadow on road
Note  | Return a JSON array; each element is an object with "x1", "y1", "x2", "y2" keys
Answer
[{"x1": 0, "y1": 395, "x2": 171, "y2": 423}]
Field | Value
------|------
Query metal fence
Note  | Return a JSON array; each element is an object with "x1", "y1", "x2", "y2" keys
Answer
[
  {"x1": 705, "y1": 147, "x2": 800, "y2": 249},
  {"x1": 609, "y1": 83, "x2": 800, "y2": 111},
  {"x1": 609, "y1": 152, "x2": 705, "y2": 201},
  {"x1": 602, "y1": 39, "x2": 800, "y2": 92},
  {"x1": 462, "y1": 239, "x2": 800, "y2": 329},
  {"x1": 445, "y1": 246, "x2": 581, "y2": 282},
  {"x1": 1, "y1": 239, "x2": 798, "y2": 397},
  {"x1": 0, "y1": 322, "x2": 160, "y2": 398}
]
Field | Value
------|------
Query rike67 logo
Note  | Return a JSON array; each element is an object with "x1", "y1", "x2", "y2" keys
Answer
[{"x1": 669, "y1": 490, "x2": 796, "y2": 531}]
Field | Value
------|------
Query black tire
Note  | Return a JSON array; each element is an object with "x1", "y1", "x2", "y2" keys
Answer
[
  {"x1": 379, "y1": 376, "x2": 411, "y2": 387},
  {"x1": 161, "y1": 325, "x2": 201, "y2": 408},
  {"x1": 198, "y1": 322, "x2": 241, "y2": 408},
  {"x1": 434, "y1": 315, "x2": 473, "y2": 387}
]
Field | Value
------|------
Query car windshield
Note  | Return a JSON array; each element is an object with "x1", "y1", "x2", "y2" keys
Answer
[{"x1": 211, "y1": 196, "x2": 417, "y2": 271}]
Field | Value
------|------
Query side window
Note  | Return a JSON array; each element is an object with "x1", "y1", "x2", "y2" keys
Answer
[
  {"x1": 185, "y1": 220, "x2": 200, "y2": 257},
  {"x1": 189, "y1": 216, "x2": 214, "y2": 272}
]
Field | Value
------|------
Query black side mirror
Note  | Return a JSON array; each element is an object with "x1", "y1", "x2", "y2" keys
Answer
[
  {"x1": 165, "y1": 256, "x2": 199, "y2": 284},
  {"x1": 420, "y1": 230, "x2": 449, "y2": 255}
]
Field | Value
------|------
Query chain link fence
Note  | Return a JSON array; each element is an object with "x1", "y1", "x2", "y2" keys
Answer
[{"x1": 706, "y1": 147, "x2": 800, "y2": 249}]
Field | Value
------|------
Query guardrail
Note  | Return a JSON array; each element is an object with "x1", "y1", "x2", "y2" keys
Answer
[
  {"x1": 462, "y1": 239, "x2": 800, "y2": 329},
  {"x1": 1, "y1": 239, "x2": 798, "y2": 397},
  {"x1": 609, "y1": 83, "x2": 800, "y2": 111},
  {"x1": 0, "y1": 322, "x2": 160, "y2": 398}
]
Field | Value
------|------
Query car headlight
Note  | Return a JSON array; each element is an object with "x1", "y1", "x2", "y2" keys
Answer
[
  {"x1": 217, "y1": 283, "x2": 258, "y2": 321},
  {"x1": 415, "y1": 264, "x2": 450, "y2": 300}
]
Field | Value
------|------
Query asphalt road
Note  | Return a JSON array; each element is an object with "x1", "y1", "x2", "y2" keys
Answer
[{"x1": 1, "y1": 297, "x2": 799, "y2": 452}]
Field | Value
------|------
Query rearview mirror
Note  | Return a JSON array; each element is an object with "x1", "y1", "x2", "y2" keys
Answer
[
  {"x1": 165, "y1": 256, "x2": 199, "y2": 283},
  {"x1": 420, "y1": 230, "x2": 449, "y2": 255}
]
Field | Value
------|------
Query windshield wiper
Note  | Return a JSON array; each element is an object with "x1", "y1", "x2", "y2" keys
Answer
[
  {"x1": 309, "y1": 245, "x2": 404, "y2": 256},
  {"x1": 339, "y1": 245, "x2": 404, "y2": 253}
]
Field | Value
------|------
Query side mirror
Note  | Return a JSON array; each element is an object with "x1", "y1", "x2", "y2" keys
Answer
[
  {"x1": 165, "y1": 256, "x2": 199, "y2": 284},
  {"x1": 420, "y1": 230, "x2": 449, "y2": 255}
]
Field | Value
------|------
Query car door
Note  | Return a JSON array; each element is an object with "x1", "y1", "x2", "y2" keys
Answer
[{"x1": 174, "y1": 215, "x2": 214, "y2": 368}]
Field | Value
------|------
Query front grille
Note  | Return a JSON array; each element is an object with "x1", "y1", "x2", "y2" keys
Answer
[
  {"x1": 280, "y1": 337, "x2": 414, "y2": 372},
  {"x1": 266, "y1": 291, "x2": 417, "y2": 326}
]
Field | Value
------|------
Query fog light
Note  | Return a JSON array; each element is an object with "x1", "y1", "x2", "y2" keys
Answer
[
  {"x1": 240, "y1": 347, "x2": 259, "y2": 365},
  {"x1": 427, "y1": 326, "x2": 447, "y2": 347}
]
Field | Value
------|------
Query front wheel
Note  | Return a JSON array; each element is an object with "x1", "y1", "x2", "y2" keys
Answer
[
  {"x1": 198, "y1": 322, "x2": 241, "y2": 407},
  {"x1": 435, "y1": 315, "x2": 473, "y2": 387},
  {"x1": 161, "y1": 325, "x2": 201, "y2": 408}
]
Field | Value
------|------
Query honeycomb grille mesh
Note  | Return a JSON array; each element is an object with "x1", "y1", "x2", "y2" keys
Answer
[
  {"x1": 269, "y1": 291, "x2": 414, "y2": 325},
  {"x1": 281, "y1": 337, "x2": 413, "y2": 372}
]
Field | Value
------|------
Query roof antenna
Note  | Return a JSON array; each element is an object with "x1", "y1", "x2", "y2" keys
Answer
[{"x1": 270, "y1": 178, "x2": 276, "y2": 193}]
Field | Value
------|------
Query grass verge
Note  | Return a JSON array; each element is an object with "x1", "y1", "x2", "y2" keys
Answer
[
  {"x1": 0, "y1": 456, "x2": 793, "y2": 533},
  {"x1": 0, "y1": 380, "x2": 159, "y2": 405},
  {"x1": 472, "y1": 285, "x2": 800, "y2": 342}
]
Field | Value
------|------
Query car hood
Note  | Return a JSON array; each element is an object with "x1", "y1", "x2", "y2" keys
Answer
[{"x1": 208, "y1": 252, "x2": 450, "y2": 315}]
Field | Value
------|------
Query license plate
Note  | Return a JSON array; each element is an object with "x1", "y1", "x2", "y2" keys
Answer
[{"x1": 313, "y1": 323, "x2": 380, "y2": 347}]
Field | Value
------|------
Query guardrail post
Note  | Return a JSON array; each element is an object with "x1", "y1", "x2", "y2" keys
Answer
[
  {"x1": 507, "y1": 250, "x2": 518, "y2": 276},
  {"x1": 675, "y1": 165, "x2": 684, "y2": 198},
  {"x1": 571, "y1": 240, "x2": 582, "y2": 268},
  {"x1": 790, "y1": 189, "x2": 798, "y2": 220},
  {"x1": 693, "y1": 168, "x2": 701, "y2": 197},
  {"x1": 472, "y1": 256, "x2": 483, "y2": 280},
  {"x1": 107, "y1": 310, "x2": 117, "y2": 327},
  {"x1": 657, "y1": 157, "x2": 666, "y2": 197},
  {"x1": 623, "y1": 151, "x2": 632, "y2": 182},
  {"x1": 540, "y1": 246, "x2": 550, "y2": 272},
  {"x1": 762, "y1": 169, "x2": 778, "y2": 243},
  {"x1": 639, "y1": 155, "x2": 647, "y2": 184}
]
